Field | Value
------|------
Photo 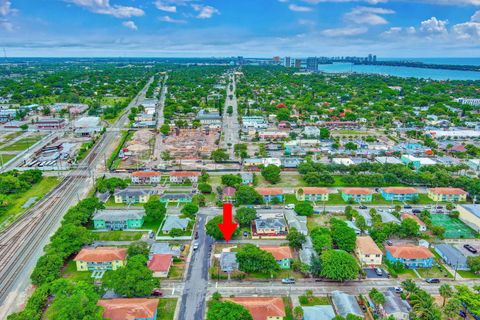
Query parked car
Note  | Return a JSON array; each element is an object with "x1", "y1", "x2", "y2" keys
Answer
[
  {"x1": 284, "y1": 204, "x2": 295, "y2": 210},
  {"x1": 464, "y1": 244, "x2": 478, "y2": 254},
  {"x1": 195, "y1": 231, "x2": 199, "y2": 239},
  {"x1": 386, "y1": 240, "x2": 393, "y2": 246},
  {"x1": 393, "y1": 287, "x2": 403, "y2": 294},
  {"x1": 281, "y1": 278, "x2": 295, "y2": 284},
  {"x1": 149, "y1": 231, "x2": 155, "y2": 239},
  {"x1": 243, "y1": 231, "x2": 249, "y2": 237},
  {"x1": 180, "y1": 244, "x2": 186, "y2": 252},
  {"x1": 404, "y1": 205, "x2": 412, "y2": 209},
  {"x1": 375, "y1": 268, "x2": 383, "y2": 276},
  {"x1": 412, "y1": 209, "x2": 421, "y2": 214},
  {"x1": 425, "y1": 278, "x2": 440, "y2": 284},
  {"x1": 193, "y1": 242, "x2": 199, "y2": 250},
  {"x1": 151, "y1": 289, "x2": 163, "y2": 297},
  {"x1": 359, "y1": 205, "x2": 367, "y2": 210}
]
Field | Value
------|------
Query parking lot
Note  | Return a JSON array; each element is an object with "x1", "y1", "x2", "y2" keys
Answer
[{"x1": 364, "y1": 268, "x2": 390, "y2": 279}]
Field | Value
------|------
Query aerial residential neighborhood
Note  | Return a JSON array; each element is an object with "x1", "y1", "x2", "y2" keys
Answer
[{"x1": 1, "y1": 2, "x2": 480, "y2": 320}]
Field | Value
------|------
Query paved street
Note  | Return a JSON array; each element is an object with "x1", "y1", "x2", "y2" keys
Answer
[
  {"x1": 154, "y1": 74, "x2": 168, "y2": 162},
  {"x1": 178, "y1": 214, "x2": 214, "y2": 320},
  {"x1": 222, "y1": 73, "x2": 240, "y2": 159}
]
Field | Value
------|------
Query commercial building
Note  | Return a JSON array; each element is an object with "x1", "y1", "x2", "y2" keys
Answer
[
  {"x1": 427, "y1": 188, "x2": 468, "y2": 202},
  {"x1": 74, "y1": 247, "x2": 127, "y2": 271},
  {"x1": 92, "y1": 209, "x2": 145, "y2": 230},
  {"x1": 97, "y1": 298, "x2": 159, "y2": 320},
  {"x1": 197, "y1": 109, "x2": 222, "y2": 126},
  {"x1": 355, "y1": 236, "x2": 383, "y2": 266},
  {"x1": 296, "y1": 187, "x2": 329, "y2": 202},
  {"x1": 341, "y1": 188, "x2": 374, "y2": 203},
  {"x1": 385, "y1": 245, "x2": 434, "y2": 268},
  {"x1": 380, "y1": 187, "x2": 419, "y2": 202},
  {"x1": 36, "y1": 117, "x2": 66, "y2": 129}
]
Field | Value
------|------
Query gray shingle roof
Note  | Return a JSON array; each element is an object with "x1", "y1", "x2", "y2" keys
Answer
[
  {"x1": 434, "y1": 243, "x2": 468, "y2": 270},
  {"x1": 331, "y1": 291, "x2": 364, "y2": 319},
  {"x1": 383, "y1": 291, "x2": 411, "y2": 316},
  {"x1": 114, "y1": 188, "x2": 154, "y2": 197},
  {"x1": 220, "y1": 252, "x2": 238, "y2": 272},
  {"x1": 161, "y1": 215, "x2": 190, "y2": 232},
  {"x1": 303, "y1": 306, "x2": 335, "y2": 320}
]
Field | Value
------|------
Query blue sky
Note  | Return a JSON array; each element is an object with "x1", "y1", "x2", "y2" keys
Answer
[{"x1": 1, "y1": 0, "x2": 480, "y2": 57}]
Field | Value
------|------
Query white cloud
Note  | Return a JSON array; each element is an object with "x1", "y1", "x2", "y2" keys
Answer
[
  {"x1": 122, "y1": 20, "x2": 138, "y2": 30},
  {"x1": 298, "y1": 18, "x2": 316, "y2": 27},
  {"x1": 0, "y1": 0, "x2": 12, "y2": 16},
  {"x1": 452, "y1": 21, "x2": 480, "y2": 39},
  {"x1": 344, "y1": 6, "x2": 394, "y2": 25},
  {"x1": 0, "y1": 0, "x2": 14, "y2": 31},
  {"x1": 420, "y1": 17, "x2": 448, "y2": 34},
  {"x1": 159, "y1": 15, "x2": 187, "y2": 23},
  {"x1": 381, "y1": 26, "x2": 416, "y2": 37},
  {"x1": 321, "y1": 26, "x2": 368, "y2": 36},
  {"x1": 192, "y1": 4, "x2": 220, "y2": 19},
  {"x1": 65, "y1": 0, "x2": 144, "y2": 18},
  {"x1": 289, "y1": 4, "x2": 313, "y2": 12},
  {"x1": 302, "y1": 0, "x2": 387, "y2": 4}
]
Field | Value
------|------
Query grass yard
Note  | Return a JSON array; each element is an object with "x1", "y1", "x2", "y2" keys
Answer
[
  {"x1": 283, "y1": 297, "x2": 294, "y2": 320},
  {"x1": 157, "y1": 298, "x2": 178, "y2": 320},
  {"x1": 0, "y1": 153, "x2": 17, "y2": 165},
  {"x1": 93, "y1": 231, "x2": 145, "y2": 241},
  {"x1": 396, "y1": 268, "x2": 418, "y2": 279},
  {"x1": 0, "y1": 135, "x2": 45, "y2": 151},
  {"x1": 457, "y1": 270, "x2": 480, "y2": 278},
  {"x1": 0, "y1": 176, "x2": 60, "y2": 229},
  {"x1": 105, "y1": 197, "x2": 144, "y2": 207},
  {"x1": 62, "y1": 261, "x2": 94, "y2": 283},
  {"x1": 416, "y1": 265, "x2": 453, "y2": 279},
  {"x1": 299, "y1": 295, "x2": 331, "y2": 306}
]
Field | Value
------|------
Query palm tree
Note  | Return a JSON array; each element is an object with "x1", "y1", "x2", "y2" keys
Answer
[
  {"x1": 439, "y1": 284, "x2": 453, "y2": 307},
  {"x1": 401, "y1": 279, "x2": 418, "y2": 298},
  {"x1": 443, "y1": 298, "x2": 462, "y2": 320}
]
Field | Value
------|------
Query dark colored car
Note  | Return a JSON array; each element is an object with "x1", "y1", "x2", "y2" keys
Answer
[
  {"x1": 425, "y1": 278, "x2": 440, "y2": 284},
  {"x1": 412, "y1": 209, "x2": 421, "y2": 214},
  {"x1": 464, "y1": 244, "x2": 478, "y2": 254},
  {"x1": 152, "y1": 289, "x2": 163, "y2": 297},
  {"x1": 359, "y1": 205, "x2": 367, "y2": 209},
  {"x1": 195, "y1": 231, "x2": 199, "y2": 239},
  {"x1": 404, "y1": 205, "x2": 412, "y2": 209}
]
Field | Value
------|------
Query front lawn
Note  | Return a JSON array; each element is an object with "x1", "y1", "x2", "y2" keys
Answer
[
  {"x1": 416, "y1": 264, "x2": 453, "y2": 279},
  {"x1": 457, "y1": 270, "x2": 480, "y2": 279},
  {"x1": 93, "y1": 231, "x2": 145, "y2": 241},
  {"x1": 62, "y1": 261, "x2": 94, "y2": 283},
  {"x1": 299, "y1": 294, "x2": 331, "y2": 306},
  {"x1": 157, "y1": 298, "x2": 178, "y2": 320}
]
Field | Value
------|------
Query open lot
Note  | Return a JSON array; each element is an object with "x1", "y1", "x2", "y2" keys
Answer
[{"x1": 0, "y1": 134, "x2": 45, "y2": 151}]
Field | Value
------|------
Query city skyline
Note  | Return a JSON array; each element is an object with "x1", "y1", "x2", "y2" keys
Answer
[{"x1": 1, "y1": 0, "x2": 480, "y2": 57}]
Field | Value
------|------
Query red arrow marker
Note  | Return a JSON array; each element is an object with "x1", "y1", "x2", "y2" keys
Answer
[{"x1": 218, "y1": 203, "x2": 238, "y2": 242}]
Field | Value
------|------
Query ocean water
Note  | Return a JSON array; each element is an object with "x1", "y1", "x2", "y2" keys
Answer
[{"x1": 317, "y1": 60, "x2": 480, "y2": 81}]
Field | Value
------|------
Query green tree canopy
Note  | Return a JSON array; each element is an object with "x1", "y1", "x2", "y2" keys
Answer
[
  {"x1": 236, "y1": 244, "x2": 279, "y2": 274},
  {"x1": 320, "y1": 250, "x2": 359, "y2": 281}
]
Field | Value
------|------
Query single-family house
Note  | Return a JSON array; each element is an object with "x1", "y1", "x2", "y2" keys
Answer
[
  {"x1": 381, "y1": 187, "x2": 419, "y2": 202},
  {"x1": 149, "y1": 243, "x2": 181, "y2": 259},
  {"x1": 434, "y1": 244, "x2": 469, "y2": 271},
  {"x1": 92, "y1": 209, "x2": 145, "y2": 230},
  {"x1": 260, "y1": 246, "x2": 293, "y2": 269},
  {"x1": 131, "y1": 171, "x2": 161, "y2": 184},
  {"x1": 427, "y1": 188, "x2": 468, "y2": 202},
  {"x1": 253, "y1": 218, "x2": 288, "y2": 238},
  {"x1": 383, "y1": 291, "x2": 411, "y2": 320},
  {"x1": 223, "y1": 297, "x2": 286, "y2": 320},
  {"x1": 220, "y1": 252, "x2": 239, "y2": 272},
  {"x1": 74, "y1": 247, "x2": 127, "y2": 271},
  {"x1": 296, "y1": 187, "x2": 329, "y2": 202},
  {"x1": 457, "y1": 204, "x2": 480, "y2": 232},
  {"x1": 303, "y1": 305, "x2": 336, "y2": 320},
  {"x1": 161, "y1": 216, "x2": 190, "y2": 234},
  {"x1": 341, "y1": 188, "x2": 374, "y2": 203},
  {"x1": 148, "y1": 254, "x2": 173, "y2": 277},
  {"x1": 284, "y1": 210, "x2": 308, "y2": 235},
  {"x1": 385, "y1": 245, "x2": 434, "y2": 268},
  {"x1": 97, "y1": 298, "x2": 159, "y2": 320},
  {"x1": 255, "y1": 188, "x2": 284, "y2": 203},
  {"x1": 355, "y1": 236, "x2": 383, "y2": 266},
  {"x1": 169, "y1": 171, "x2": 200, "y2": 184},
  {"x1": 401, "y1": 213, "x2": 427, "y2": 232},
  {"x1": 113, "y1": 188, "x2": 154, "y2": 204},
  {"x1": 331, "y1": 291, "x2": 364, "y2": 319}
]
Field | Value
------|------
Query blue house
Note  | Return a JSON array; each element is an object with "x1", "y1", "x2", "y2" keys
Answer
[
  {"x1": 386, "y1": 245, "x2": 434, "y2": 268},
  {"x1": 381, "y1": 187, "x2": 419, "y2": 202}
]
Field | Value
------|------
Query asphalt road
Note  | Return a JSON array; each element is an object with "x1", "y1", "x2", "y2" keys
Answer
[
  {"x1": 0, "y1": 76, "x2": 154, "y2": 318},
  {"x1": 222, "y1": 74, "x2": 240, "y2": 159},
  {"x1": 178, "y1": 214, "x2": 214, "y2": 320}
]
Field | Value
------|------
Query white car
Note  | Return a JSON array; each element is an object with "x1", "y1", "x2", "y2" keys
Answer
[{"x1": 284, "y1": 204, "x2": 295, "y2": 210}]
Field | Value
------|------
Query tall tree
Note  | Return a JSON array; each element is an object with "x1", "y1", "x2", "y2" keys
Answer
[{"x1": 320, "y1": 250, "x2": 359, "y2": 281}]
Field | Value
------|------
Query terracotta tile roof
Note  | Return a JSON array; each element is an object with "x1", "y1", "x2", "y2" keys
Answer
[
  {"x1": 260, "y1": 246, "x2": 293, "y2": 260},
  {"x1": 224, "y1": 297, "x2": 286, "y2": 320},
  {"x1": 148, "y1": 254, "x2": 173, "y2": 273},
  {"x1": 132, "y1": 171, "x2": 160, "y2": 178},
  {"x1": 299, "y1": 187, "x2": 329, "y2": 195},
  {"x1": 169, "y1": 171, "x2": 200, "y2": 177},
  {"x1": 383, "y1": 187, "x2": 418, "y2": 194},
  {"x1": 341, "y1": 188, "x2": 374, "y2": 195},
  {"x1": 223, "y1": 187, "x2": 236, "y2": 196},
  {"x1": 356, "y1": 236, "x2": 382, "y2": 255},
  {"x1": 429, "y1": 188, "x2": 467, "y2": 195},
  {"x1": 98, "y1": 298, "x2": 159, "y2": 320},
  {"x1": 255, "y1": 188, "x2": 283, "y2": 196},
  {"x1": 74, "y1": 247, "x2": 127, "y2": 263},
  {"x1": 386, "y1": 245, "x2": 433, "y2": 259},
  {"x1": 401, "y1": 213, "x2": 426, "y2": 227}
]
